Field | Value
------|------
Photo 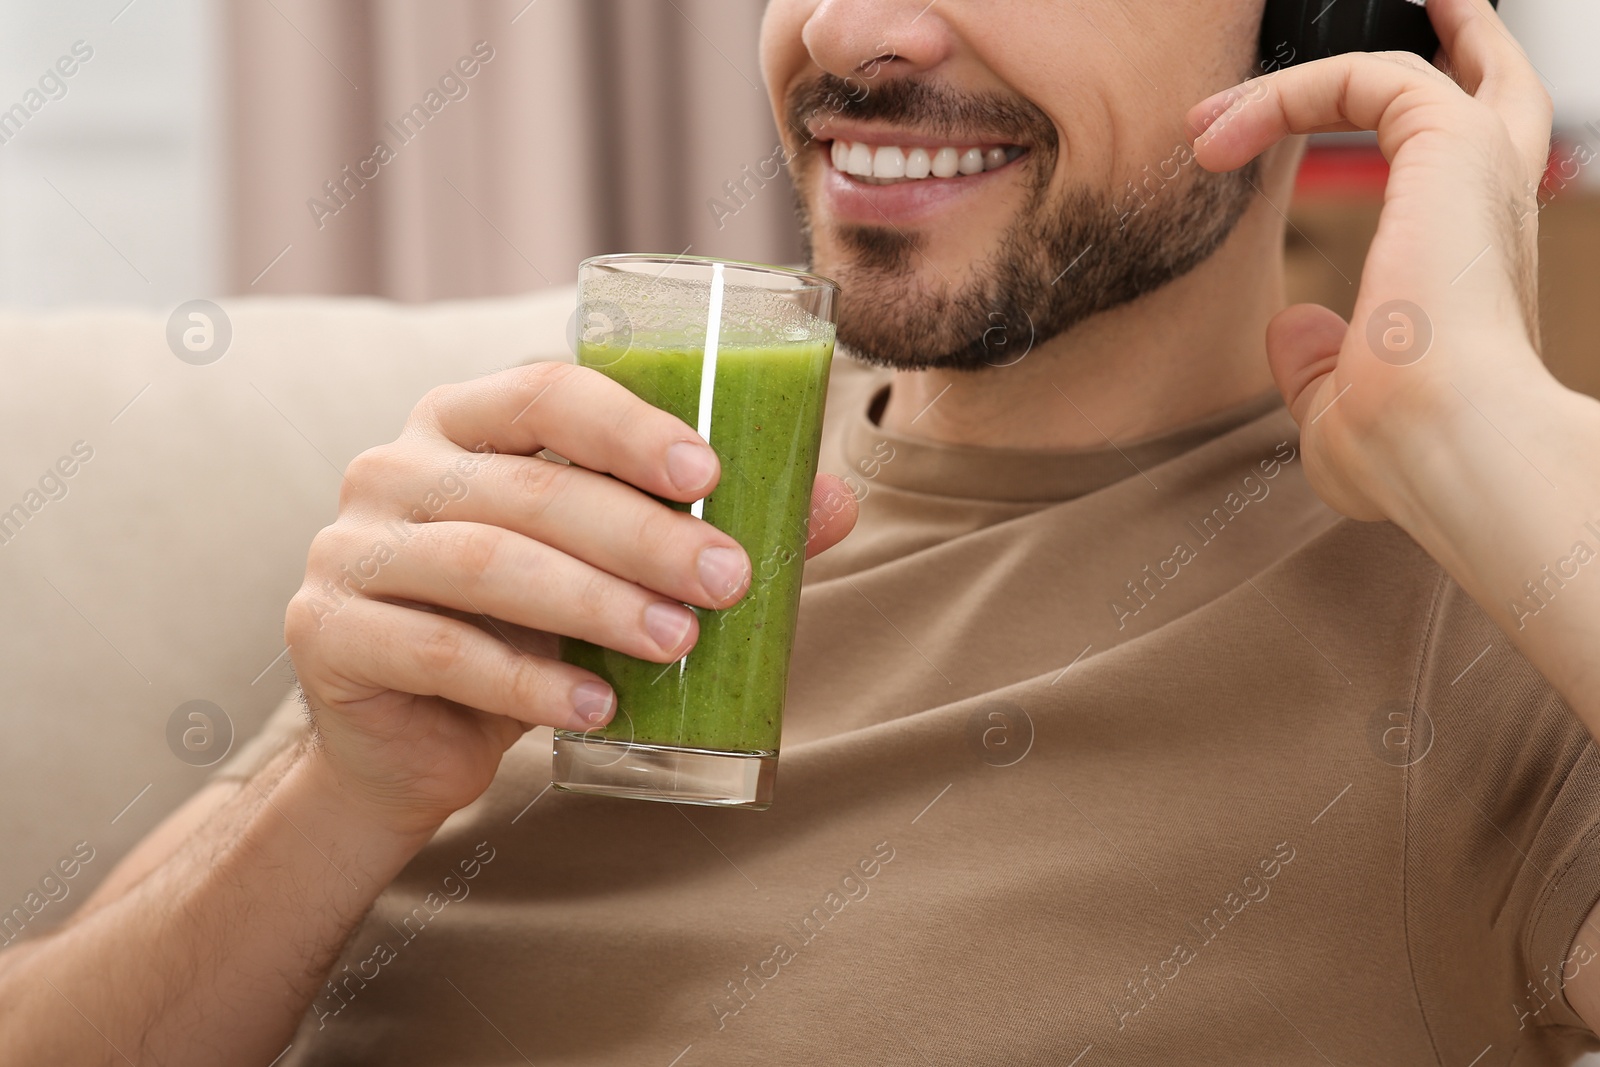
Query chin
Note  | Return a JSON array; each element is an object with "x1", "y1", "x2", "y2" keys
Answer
[{"x1": 792, "y1": 155, "x2": 1262, "y2": 374}]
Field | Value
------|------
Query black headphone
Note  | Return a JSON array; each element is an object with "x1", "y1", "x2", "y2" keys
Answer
[{"x1": 1259, "y1": 0, "x2": 1500, "y2": 70}]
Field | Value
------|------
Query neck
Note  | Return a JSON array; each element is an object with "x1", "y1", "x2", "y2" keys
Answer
[{"x1": 876, "y1": 155, "x2": 1298, "y2": 450}]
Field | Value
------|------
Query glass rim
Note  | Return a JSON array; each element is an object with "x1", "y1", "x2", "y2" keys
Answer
[{"x1": 580, "y1": 252, "x2": 839, "y2": 294}]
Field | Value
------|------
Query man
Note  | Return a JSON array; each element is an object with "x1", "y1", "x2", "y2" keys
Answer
[{"x1": 4, "y1": 0, "x2": 1597, "y2": 1062}]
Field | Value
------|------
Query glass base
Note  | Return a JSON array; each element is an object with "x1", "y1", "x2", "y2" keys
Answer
[{"x1": 550, "y1": 732, "x2": 777, "y2": 810}]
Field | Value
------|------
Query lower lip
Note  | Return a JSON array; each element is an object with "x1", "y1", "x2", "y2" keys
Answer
[{"x1": 816, "y1": 143, "x2": 1026, "y2": 227}]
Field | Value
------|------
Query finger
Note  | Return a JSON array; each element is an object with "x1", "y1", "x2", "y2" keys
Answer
[
  {"x1": 386, "y1": 450, "x2": 751, "y2": 609},
  {"x1": 460, "y1": 703, "x2": 537, "y2": 755},
  {"x1": 1428, "y1": 0, "x2": 1553, "y2": 184},
  {"x1": 434, "y1": 609, "x2": 558, "y2": 660},
  {"x1": 1189, "y1": 55, "x2": 1458, "y2": 173},
  {"x1": 342, "y1": 520, "x2": 702, "y2": 664},
  {"x1": 414, "y1": 361, "x2": 722, "y2": 504},
  {"x1": 1264, "y1": 304, "x2": 1348, "y2": 426},
  {"x1": 293, "y1": 594, "x2": 616, "y2": 732},
  {"x1": 339, "y1": 439, "x2": 496, "y2": 522},
  {"x1": 803, "y1": 473, "x2": 859, "y2": 558},
  {"x1": 1429, "y1": 0, "x2": 1538, "y2": 94}
]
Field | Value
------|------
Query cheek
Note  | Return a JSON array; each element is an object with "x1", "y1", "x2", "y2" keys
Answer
[
  {"x1": 957, "y1": 8, "x2": 1123, "y2": 187},
  {"x1": 760, "y1": 0, "x2": 815, "y2": 106},
  {"x1": 963, "y1": 0, "x2": 1252, "y2": 194}
]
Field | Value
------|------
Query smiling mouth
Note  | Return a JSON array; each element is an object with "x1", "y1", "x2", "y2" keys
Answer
[{"x1": 827, "y1": 139, "x2": 1028, "y2": 185}]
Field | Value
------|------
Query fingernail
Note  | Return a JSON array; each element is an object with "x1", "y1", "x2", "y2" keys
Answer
[
  {"x1": 697, "y1": 545, "x2": 750, "y2": 603},
  {"x1": 1190, "y1": 107, "x2": 1225, "y2": 140},
  {"x1": 643, "y1": 601, "x2": 694, "y2": 654},
  {"x1": 1190, "y1": 89, "x2": 1241, "y2": 139},
  {"x1": 666, "y1": 441, "x2": 717, "y2": 494},
  {"x1": 570, "y1": 681, "x2": 615, "y2": 726}
]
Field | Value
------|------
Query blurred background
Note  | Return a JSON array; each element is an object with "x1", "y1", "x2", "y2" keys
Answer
[{"x1": 0, "y1": 0, "x2": 801, "y2": 307}]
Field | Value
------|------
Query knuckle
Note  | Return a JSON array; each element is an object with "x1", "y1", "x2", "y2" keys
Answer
[
  {"x1": 305, "y1": 522, "x2": 351, "y2": 576},
  {"x1": 284, "y1": 589, "x2": 323, "y2": 646},
  {"x1": 416, "y1": 619, "x2": 469, "y2": 677},
  {"x1": 285, "y1": 581, "x2": 348, "y2": 648},
  {"x1": 507, "y1": 456, "x2": 563, "y2": 513},
  {"x1": 607, "y1": 393, "x2": 647, "y2": 442},
  {"x1": 501, "y1": 657, "x2": 549, "y2": 714},
  {"x1": 521, "y1": 358, "x2": 572, "y2": 386},
  {"x1": 410, "y1": 383, "x2": 453, "y2": 426},
  {"x1": 512, "y1": 360, "x2": 574, "y2": 414},
  {"x1": 637, "y1": 508, "x2": 701, "y2": 583},
  {"x1": 443, "y1": 523, "x2": 505, "y2": 580},
  {"x1": 1381, "y1": 50, "x2": 1431, "y2": 75},
  {"x1": 575, "y1": 564, "x2": 622, "y2": 623},
  {"x1": 340, "y1": 446, "x2": 392, "y2": 509},
  {"x1": 1535, "y1": 84, "x2": 1555, "y2": 119}
]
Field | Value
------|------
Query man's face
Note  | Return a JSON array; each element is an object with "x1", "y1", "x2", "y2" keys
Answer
[{"x1": 760, "y1": 0, "x2": 1267, "y2": 370}]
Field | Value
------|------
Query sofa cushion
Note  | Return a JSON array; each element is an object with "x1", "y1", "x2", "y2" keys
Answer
[{"x1": 0, "y1": 284, "x2": 576, "y2": 912}]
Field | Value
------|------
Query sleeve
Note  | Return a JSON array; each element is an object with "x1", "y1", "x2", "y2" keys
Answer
[
  {"x1": 1405, "y1": 577, "x2": 1600, "y2": 1040},
  {"x1": 209, "y1": 684, "x2": 314, "y2": 782},
  {"x1": 1523, "y1": 752, "x2": 1600, "y2": 1033}
]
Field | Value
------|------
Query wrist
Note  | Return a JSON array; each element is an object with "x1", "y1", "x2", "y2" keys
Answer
[
  {"x1": 1377, "y1": 370, "x2": 1600, "y2": 569},
  {"x1": 1364, "y1": 361, "x2": 1578, "y2": 534},
  {"x1": 275, "y1": 742, "x2": 444, "y2": 883}
]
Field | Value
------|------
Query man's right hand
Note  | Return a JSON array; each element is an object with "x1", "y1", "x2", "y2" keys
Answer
[{"x1": 284, "y1": 360, "x2": 857, "y2": 837}]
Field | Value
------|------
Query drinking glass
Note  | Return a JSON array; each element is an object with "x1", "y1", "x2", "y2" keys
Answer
[{"x1": 551, "y1": 253, "x2": 839, "y2": 810}]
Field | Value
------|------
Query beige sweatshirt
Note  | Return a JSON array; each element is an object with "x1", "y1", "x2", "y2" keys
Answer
[{"x1": 218, "y1": 355, "x2": 1600, "y2": 1066}]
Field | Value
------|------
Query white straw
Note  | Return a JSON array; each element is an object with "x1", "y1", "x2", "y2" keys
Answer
[{"x1": 690, "y1": 261, "x2": 725, "y2": 520}]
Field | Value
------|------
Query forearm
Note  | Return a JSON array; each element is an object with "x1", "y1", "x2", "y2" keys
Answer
[
  {"x1": 0, "y1": 737, "x2": 438, "y2": 1065},
  {"x1": 1384, "y1": 372, "x2": 1600, "y2": 726}
]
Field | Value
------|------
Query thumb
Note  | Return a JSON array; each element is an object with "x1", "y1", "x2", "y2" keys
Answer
[
  {"x1": 803, "y1": 473, "x2": 859, "y2": 559},
  {"x1": 1264, "y1": 303, "x2": 1348, "y2": 426}
]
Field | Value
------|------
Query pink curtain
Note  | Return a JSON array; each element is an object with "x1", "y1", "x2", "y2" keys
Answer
[{"x1": 225, "y1": 0, "x2": 802, "y2": 300}]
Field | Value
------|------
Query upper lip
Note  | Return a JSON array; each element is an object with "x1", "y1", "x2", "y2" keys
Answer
[{"x1": 803, "y1": 116, "x2": 1026, "y2": 150}]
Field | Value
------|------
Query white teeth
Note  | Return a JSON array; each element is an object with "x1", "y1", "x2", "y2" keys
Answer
[
  {"x1": 830, "y1": 139, "x2": 1020, "y2": 183},
  {"x1": 847, "y1": 142, "x2": 874, "y2": 176},
  {"x1": 872, "y1": 145, "x2": 906, "y2": 179}
]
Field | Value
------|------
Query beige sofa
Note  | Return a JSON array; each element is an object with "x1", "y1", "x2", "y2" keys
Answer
[{"x1": 0, "y1": 285, "x2": 576, "y2": 923}]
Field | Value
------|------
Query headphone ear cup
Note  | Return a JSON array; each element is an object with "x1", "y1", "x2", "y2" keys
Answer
[
  {"x1": 1257, "y1": 0, "x2": 1318, "y2": 71},
  {"x1": 1258, "y1": 0, "x2": 1498, "y2": 71}
]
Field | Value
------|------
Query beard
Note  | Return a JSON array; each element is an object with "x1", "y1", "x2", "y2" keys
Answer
[{"x1": 785, "y1": 73, "x2": 1261, "y2": 371}]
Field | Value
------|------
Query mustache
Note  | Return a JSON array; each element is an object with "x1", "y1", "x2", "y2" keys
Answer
[{"x1": 784, "y1": 72, "x2": 1059, "y2": 153}]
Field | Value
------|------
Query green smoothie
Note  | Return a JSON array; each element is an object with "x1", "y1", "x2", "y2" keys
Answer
[{"x1": 559, "y1": 338, "x2": 833, "y2": 753}]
